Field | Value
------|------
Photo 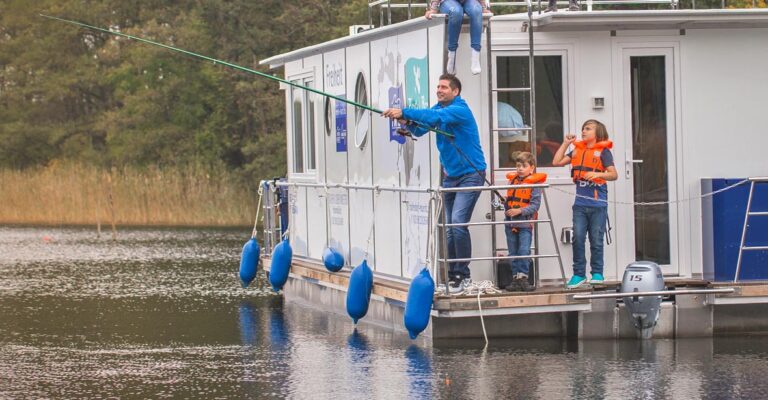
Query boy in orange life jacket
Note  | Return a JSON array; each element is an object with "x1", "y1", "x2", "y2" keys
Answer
[
  {"x1": 552, "y1": 119, "x2": 618, "y2": 289},
  {"x1": 504, "y1": 152, "x2": 546, "y2": 292}
]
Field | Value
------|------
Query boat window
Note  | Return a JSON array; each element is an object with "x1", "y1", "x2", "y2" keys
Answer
[
  {"x1": 495, "y1": 55, "x2": 564, "y2": 168},
  {"x1": 354, "y1": 72, "x2": 369, "y2": 150},
  {"x1": 289, "y1": 77, "x2": 317, "y2": 174},
  {"x1": 291, "y1": 82, "x2": 304, "y2": 173},
  {"x1": 324, "y1": 97, "x2": 333, "y2": 136},
  {"x1": 306, "y1": 80, "x2": 317, "y2": 170}
]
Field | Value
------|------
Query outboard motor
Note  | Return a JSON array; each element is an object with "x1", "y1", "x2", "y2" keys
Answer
[{"x1": 620, "y1": 261, "x2": 665, "y2": 339}]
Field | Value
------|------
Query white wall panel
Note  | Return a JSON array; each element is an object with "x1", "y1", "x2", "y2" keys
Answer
[
  {"x1": 289, "y1": 186, "x2": 309, "y2": 257},
  {"x1": 372, "y1": 191, "x2": 402, "y2": 276},
  {"x1": 349, "y1": 190, "x2": 375, "y2": 267},
  {"x1": 322, "y1": 49, "x2": 350, "y2": 263}
]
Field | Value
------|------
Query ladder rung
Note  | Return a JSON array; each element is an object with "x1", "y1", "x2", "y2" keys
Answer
[
  {"x1": 742, "y1": 246, "x2": 768, "y2": 251},
  {"x1": 493, "y1": 87, "x2": 531, "y2": 92},
  {"x1": 493, "y1": 127, "x2": 532, "y2": 132},
  {"x1": 748, "y1": 212, "x2": 768, "y2": 216}
]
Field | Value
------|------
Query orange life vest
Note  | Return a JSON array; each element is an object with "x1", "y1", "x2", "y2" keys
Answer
[
  {"x1": 570, "y1": 140, "x2": 613, "y2": 185},
  {"x1": 506, "y1": 172, "x2": 547, "y2": 210}
]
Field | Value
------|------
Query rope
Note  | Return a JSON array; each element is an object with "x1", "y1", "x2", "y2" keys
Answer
[
  {"x1": 465, "y1": 281, "x2": 500, "y2": 349},
  {"x1": 432, "y1": 280, "x2": 500, "y2": 348},
  {"x1": 281, "y1": 186, "x2": 295, "y2": 241},
  {"x1": 323, "y1": 185, "x2": 331, "y2": 248},
  {"x1": 364, "y1": 186, "x2": 381, "y2": 259},
  {"x1": 548, "y1": 178, "x2": 748, "y2": 207},
  {"x1": 425, "y1": 192, "x2": 440, "y2": 278},
  {"x1": 250, "y1": 184, "x2": 264, "y2": 239}
]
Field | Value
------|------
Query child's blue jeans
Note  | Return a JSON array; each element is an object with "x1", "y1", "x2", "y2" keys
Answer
[
  {"x1": 504, "y1": 220, "x2": 532, "y2": 275},
  {"x1": 572, "y1": 205, "x2": 608, "y2": 277},
  {"x1": 439, "y1": 0, "x2": 484, "y2": 52}
]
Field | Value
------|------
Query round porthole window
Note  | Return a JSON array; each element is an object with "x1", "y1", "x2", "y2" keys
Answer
[
  {"x1": 324, "y1": 97, "x2": 333, "y2": 137},
  {"x1": 354, "y1": 72, "x2": 369, "y2": 150}
]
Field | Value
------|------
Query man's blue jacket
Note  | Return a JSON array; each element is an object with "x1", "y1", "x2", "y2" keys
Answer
[{"x1": 402, "y1": 96, "x2": 487, "y2": 178}]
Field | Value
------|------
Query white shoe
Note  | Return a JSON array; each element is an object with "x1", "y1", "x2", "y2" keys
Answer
[
  {"x1": 471, "y1": 50, "x2": 481, "y2": 75},
  {"x1": 446, "y1": 51, "x2": 456, "y2": 74}
]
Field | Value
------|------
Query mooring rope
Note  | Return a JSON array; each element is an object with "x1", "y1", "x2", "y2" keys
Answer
[
  {"x1": 250, "y1": 184, "x2": 264, "y2": 239},
  {"x1": 364, "y1": 186, "x2": 381, "y2": 259},
  {"x1": 549, "y1": 178, "x2": 749, "y2": 207}
]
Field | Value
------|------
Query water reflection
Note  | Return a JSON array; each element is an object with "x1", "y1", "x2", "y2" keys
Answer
[
  {"x1": 3, "y1": 226, "x2": 768, "y2": 398},
  {"x1": 238, "y1": 301, "x2": 259, "y2": 346},
  {"x1": 405, "y1": 345, "x2": 433, "y2": 399}
]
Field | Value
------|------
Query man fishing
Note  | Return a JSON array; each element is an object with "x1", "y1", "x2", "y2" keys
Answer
[{"x1": 382, "y1": 73, "x2": 487, "y2": 292}]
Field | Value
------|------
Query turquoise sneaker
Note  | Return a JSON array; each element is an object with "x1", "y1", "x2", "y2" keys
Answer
[
  {"x1": 590, "y1": 273, "x2": 605, "y2": 284},
  {"x1": 566, "y1": 275, "x2": 587, "y2": 289}
]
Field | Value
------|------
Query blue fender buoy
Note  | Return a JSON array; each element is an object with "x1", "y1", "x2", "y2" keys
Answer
[
  {"x1": 403, "y1": 267, "x2": 435, "y2": 339},
  {"x1": 322, "y1": 247, "x2": 345, "y2": 272},
  {"x1": 239, "y1": 238, "x2": 260, "y2": 288},
  {"x1": 346, "y1": 260, "x2": 374, "y2": 324},
  {"x1": 269, "y1": 239, "x2": 292, "y2": 292}
]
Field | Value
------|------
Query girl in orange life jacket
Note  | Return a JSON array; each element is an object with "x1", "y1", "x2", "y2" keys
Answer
[
  {"x1": 504, "y1": 152, "x2": 546, "y2": 292},
  {"x1": 552, "y1": 120, "x2": 618, "y2": 289}
]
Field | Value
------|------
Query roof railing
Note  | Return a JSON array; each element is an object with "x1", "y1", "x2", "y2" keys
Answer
[{"x1": 367, "y1": 0, "x2": 759, "y2": 27}]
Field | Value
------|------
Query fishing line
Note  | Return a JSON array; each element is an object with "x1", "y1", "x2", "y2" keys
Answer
[
  {"x1": 41, "y1": 14, "x2": 453, "y2": 139},
  {"x1": 44, "y1": 14, "x2": 501, "y2": 201}
]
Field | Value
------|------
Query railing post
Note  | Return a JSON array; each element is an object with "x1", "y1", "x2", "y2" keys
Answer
[
  {"x1": 368, "y1": 1, "x2": 373, "y2": 28},
  {"x1": 441, "y1": 190, "x2": 451, "y2": 295}
]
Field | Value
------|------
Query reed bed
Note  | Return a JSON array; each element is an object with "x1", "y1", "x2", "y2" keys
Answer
[{"x1": 0, "y1": 163, "x2": 257, "y2": 226}]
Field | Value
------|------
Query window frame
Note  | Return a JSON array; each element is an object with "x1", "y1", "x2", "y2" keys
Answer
[
  {"x1": 287, "y1": 70, "x2": 319, "y2": 180},
  {"x1": 491, "y1": 48, "x2": 571, "y2": 174},
  {"x1": 353, "y1": 71, "x2": 370, "y2": 150}
]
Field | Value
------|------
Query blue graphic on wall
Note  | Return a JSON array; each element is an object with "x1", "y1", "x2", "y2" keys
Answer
[
  {"x1": 335, "y1": 97, "x2": 347, "y2": 152},
  {"x1": 405, "y1": 56, "x2": 429, "y2": 109},
  {"x1": 388, "y1": 85, "x2": 405, "y2": 144}
]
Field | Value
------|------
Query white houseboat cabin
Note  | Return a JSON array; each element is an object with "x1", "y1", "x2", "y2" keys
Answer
[{"x1": 259, "y1": 3, "x2": 768, "y2": 340}]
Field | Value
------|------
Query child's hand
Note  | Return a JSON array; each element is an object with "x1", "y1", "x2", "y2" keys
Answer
[
  {"x1": 583, "y1": 172, "x2": 601, "y2": 181},
  {"x1": 564, "y1": 134, "x2": 577, "y2": 145},
  {"x1": 506, "y1": 208, "x2": 522, "y2": 217}
]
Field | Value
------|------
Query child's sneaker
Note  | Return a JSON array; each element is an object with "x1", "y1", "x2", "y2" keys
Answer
[
  {"x1": 590, "y1": 273, "x2": 605, "y2": 285},
  {"x1": 514, "y1": 273, "x2": 535, "y2": 292},
  {"x1": 566, "y1": 275, "x2": 587, "y2": 289}
]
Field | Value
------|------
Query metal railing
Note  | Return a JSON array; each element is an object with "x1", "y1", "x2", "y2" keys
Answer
[
  {"x1": 368, "y1": 0, "x2": 686, "y2": 27},
  {"x1": 435, "y1": 183, "x2": 566, "y2": 294},
  {"x1": 264, "y1": 180, "x2": 566, "y2": 293}
]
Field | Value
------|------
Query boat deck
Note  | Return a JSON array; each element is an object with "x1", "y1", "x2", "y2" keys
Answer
[{"x1": 274, "y1": 257, "x2": 768, "y2": 315}]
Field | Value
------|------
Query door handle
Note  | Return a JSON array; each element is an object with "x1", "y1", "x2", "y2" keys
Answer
[{"x1": 625, "y1": 159, "x2": 643, "y2": 179}]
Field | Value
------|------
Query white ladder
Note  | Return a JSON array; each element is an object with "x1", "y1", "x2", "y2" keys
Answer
[{"x1": 733, "y1": 177, "x2": 768, "y2": 282}]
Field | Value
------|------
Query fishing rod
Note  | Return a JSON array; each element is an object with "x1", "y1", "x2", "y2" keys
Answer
[
  {"x1": 42, "y1": 14, "x2": 505, "y2": 202},
  {"x1": 39, "y1": 14, "x2": 453, "y2": 138}
]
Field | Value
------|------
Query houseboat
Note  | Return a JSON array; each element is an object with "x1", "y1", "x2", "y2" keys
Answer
[{"x1": 258, "y1": 1, "x2": 768, "y2": 341}]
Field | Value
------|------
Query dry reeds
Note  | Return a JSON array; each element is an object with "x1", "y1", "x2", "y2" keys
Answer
[{"x1": 0, "y1": 162, "x2": 257, "y2": 226}]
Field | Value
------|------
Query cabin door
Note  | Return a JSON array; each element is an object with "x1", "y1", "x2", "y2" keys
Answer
[{"x1": 617, "y1": 46, "x2": 680, "y2": 276}]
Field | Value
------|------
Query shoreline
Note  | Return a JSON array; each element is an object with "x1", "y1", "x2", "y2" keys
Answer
[{"x1": 0, "y1": 163, "x2": 260, "y2": 228}]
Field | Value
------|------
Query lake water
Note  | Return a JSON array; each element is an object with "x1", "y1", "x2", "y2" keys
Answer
[{"x1": 2, "y1": 226, "x2": 768, "y2": 399}]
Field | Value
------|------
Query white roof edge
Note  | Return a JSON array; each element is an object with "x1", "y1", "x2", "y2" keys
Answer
[
  {"x1": 260, "y1": 16, "x2": 445, "y2": 69},
  {"x1": 492, "y1": 8, "x2": 768, "y2": 30}
]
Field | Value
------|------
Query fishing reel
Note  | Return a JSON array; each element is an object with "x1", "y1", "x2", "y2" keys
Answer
[
  {"x1": 492, "y1": 198, "x2": 505, "y2": 211},
  {"x1": 396, "y1": 127, "x2": 417, "y2": 141}
]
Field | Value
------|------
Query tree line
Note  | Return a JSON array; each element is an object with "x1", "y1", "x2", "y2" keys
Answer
[{"x1": 0, "y1": 0, "x2": 368, "y2": 184}]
